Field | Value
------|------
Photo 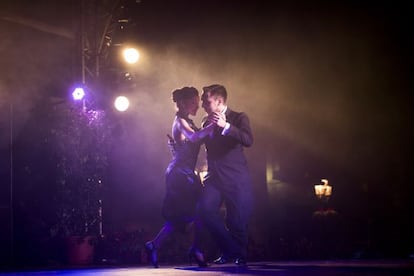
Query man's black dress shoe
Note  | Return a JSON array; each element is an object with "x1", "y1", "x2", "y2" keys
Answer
[
  {"x1": 145, "y1": 241, "x2": 159, "y2": 268},
  {"x1": 234, "y1": 258, "x2": 247, "y2": 266},
  {"x1": 213, "y1": 255, "x2": 229, "y2": 265}
]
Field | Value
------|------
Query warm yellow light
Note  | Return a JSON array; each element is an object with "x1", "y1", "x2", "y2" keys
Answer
[
  {"x1": 314, "y1": 179, "x2": 332, "y2": 198},
  {"x1": 123, "y1": 48, "x2": 140, "y2": 64},
  {"x1": 314, "y1": 185, "x2": 324, "y2": 198},
  {"x1": 114, "y1": 96, "x2": 130, "y2": 112}
]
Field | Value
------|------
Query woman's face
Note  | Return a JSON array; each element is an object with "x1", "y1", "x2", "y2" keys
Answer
[{"x1": 182, "y1": 95, "x2": 200, "y2": 116}]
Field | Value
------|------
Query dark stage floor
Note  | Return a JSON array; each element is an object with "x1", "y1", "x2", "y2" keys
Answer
[{"x1": 1, "y1": 260, "x2": 414, "y2": 276}]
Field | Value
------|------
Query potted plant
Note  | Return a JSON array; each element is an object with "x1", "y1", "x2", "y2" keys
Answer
[{"x1": 49, "y1": 103, "x2": 112, "y2": 265}]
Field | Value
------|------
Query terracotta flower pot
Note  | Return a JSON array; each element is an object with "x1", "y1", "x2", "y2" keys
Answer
[{"x1": 66, "y1": 235, "x2": 96, "y2": 265}]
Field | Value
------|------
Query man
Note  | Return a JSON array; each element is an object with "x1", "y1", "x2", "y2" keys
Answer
[{"x1": 198, "y1": 84, "x2": 254, "y2": 266}]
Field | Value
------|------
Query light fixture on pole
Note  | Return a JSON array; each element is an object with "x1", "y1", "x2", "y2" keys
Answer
[{"x1": 314, "y1": 178, "x2": 332, "y2": 200}]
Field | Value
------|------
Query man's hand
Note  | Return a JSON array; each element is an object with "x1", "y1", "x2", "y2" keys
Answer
[{"x1": 210, "y1": 112, "x2": 227, "y2": 128}]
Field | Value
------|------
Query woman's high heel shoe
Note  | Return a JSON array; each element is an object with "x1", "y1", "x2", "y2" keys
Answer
[{"x1": 188, "y1": 247, "x2": 208, "y2": 267}]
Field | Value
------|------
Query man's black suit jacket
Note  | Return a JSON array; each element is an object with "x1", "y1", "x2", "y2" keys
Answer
[{"x1": 203, "y1": 107, "x2": 253, "y2": 188}]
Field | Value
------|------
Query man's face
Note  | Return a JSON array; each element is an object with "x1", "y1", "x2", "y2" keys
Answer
[{"x1": 202, "y1": 92, "x2": 221, "y2": 114}]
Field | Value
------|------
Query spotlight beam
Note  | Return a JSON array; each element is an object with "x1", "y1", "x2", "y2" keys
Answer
[{"x1": 0, "y1": 14, "x2": 74, "y2": 39}]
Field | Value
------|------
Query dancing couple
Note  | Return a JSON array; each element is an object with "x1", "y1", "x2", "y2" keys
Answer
[{"x1": 145, "y1": 84, "x2": 254, "y2": 267}]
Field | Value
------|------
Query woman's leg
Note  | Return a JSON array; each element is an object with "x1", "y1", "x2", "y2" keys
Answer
[
  {"x1": 150, "y1": 222, "x2": 174, "y2": 249},
  {"x1": 145, "y1": 222, "x2": 175, "y2": 267}
]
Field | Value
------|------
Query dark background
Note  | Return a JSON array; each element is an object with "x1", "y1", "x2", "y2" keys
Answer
[{"x1": 0, "y1": 0, "x2": 413, "y2": 268}]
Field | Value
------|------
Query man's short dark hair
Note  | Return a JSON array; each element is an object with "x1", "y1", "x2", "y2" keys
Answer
[{"x1": 202, "y1": 84, "x2": 227, "y2": 102}]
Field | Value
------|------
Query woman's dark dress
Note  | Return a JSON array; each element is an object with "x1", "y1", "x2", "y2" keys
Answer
[{"x1": 161, "y1": 117, "x2": 202, "y2": 225}]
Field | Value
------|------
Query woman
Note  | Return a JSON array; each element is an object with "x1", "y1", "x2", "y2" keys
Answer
[{"x1": 145, "y1": 87, "x2": 213, "y2": 268}]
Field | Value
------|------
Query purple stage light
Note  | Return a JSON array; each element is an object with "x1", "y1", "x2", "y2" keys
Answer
[{"x1": 72, "y1": 87, "x2": 85, "y2": 100}]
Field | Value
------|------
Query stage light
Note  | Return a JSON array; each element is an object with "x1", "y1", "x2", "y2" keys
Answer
[
  {"x1": 72, "y1": 87, "x2": 85, "y2": 100},
  {"x1": 124, "y1": 72, "x2": 133, "y2": 81},
  {"x1": 123, "y1": 48, "x2": 140, "y2": 64},
  {"x1": 114, "y1": 96, "x2": 130, "y2": 112}
]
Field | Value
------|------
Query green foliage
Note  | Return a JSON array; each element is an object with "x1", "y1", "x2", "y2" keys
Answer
[{"x1": 50, "y1": 105, "x2": 113, "y2": 237}]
